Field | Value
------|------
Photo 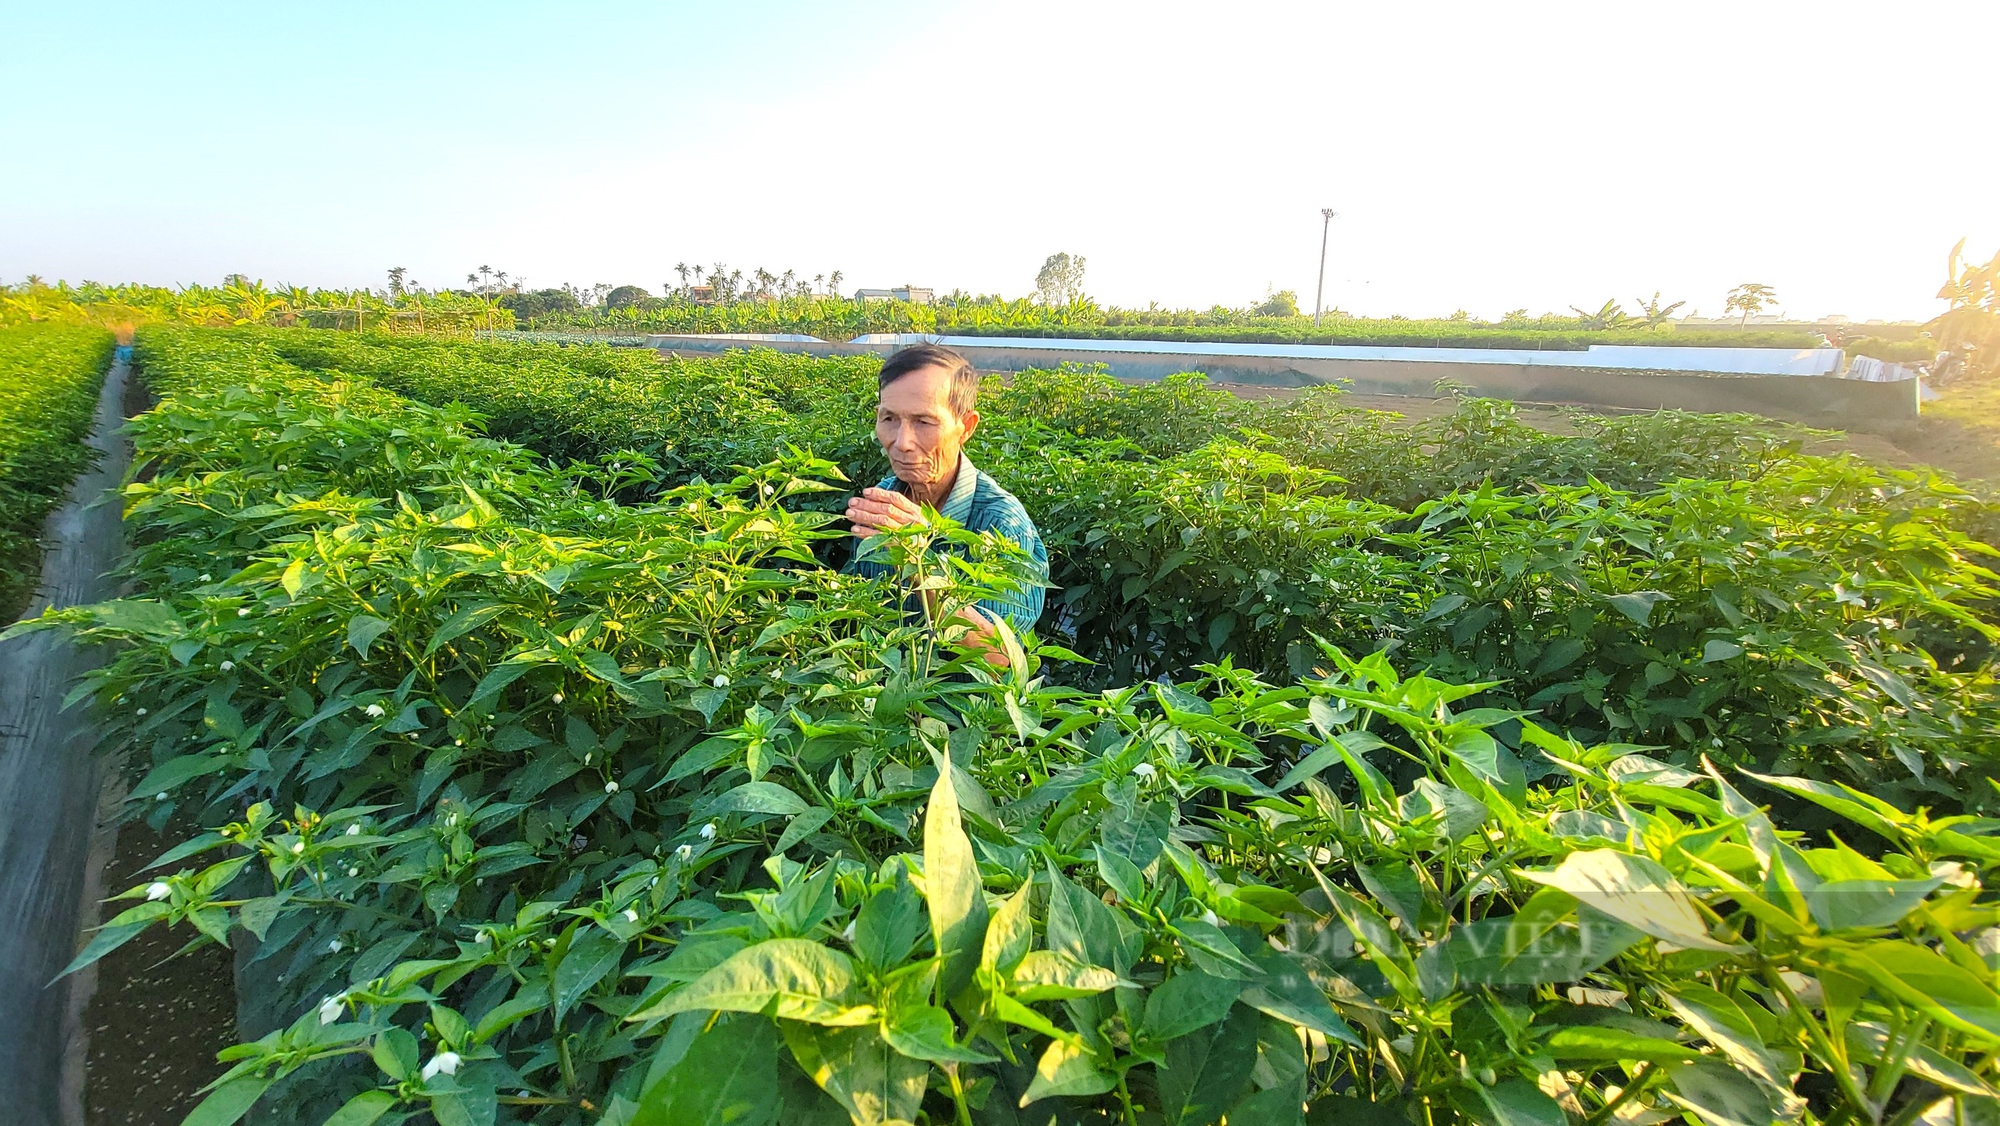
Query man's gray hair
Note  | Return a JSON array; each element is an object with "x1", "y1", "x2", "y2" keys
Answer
[{"x1": 878, "y1": 343, "x2": 979, "y2": 417}]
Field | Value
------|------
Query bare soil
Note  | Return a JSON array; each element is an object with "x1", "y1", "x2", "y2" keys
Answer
[{"x1": 82, "y1": 819, "x2": 237, "y2": 1126}]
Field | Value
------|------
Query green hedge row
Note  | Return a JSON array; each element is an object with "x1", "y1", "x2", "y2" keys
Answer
[{"x1": 0, "y1": 323, "x2": 114, "y2": 616}]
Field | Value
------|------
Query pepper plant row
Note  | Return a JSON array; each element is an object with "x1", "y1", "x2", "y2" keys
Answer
[{"x1": 252, "y1": 330, "x2": 2000, "y2": 811}]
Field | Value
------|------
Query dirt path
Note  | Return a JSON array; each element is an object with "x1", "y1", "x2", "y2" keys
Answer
[{"x1": 0, "y1": 354, "x2": 132, "y2": 1125}]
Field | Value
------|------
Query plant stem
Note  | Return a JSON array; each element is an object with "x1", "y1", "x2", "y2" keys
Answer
[
  {"x1": 1583, "y1": 1062, "x2": 1656, "y2": 1126},
  {"x1": 945, "y1": 1062, "x2": 973, "y2": 1126},
  {"x1": 1115, "y1": 1072, "x2": 1139, "y2": 1126}
]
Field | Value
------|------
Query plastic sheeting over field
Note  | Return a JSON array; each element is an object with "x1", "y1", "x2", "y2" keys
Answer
[{"x1": 834, "y1": 334, "x2": 1849, "y2": 377}]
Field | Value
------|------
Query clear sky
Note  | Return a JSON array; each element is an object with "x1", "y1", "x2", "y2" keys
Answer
[{"x1": 3, "y1": 1, "x2": 1992, "y2": 321}]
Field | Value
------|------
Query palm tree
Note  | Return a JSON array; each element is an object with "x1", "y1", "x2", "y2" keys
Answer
[{"x1": 1724, "y1": 283, "x2": 1777, "y2": 325}]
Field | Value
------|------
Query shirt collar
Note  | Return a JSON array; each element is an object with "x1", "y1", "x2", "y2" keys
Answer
[{"x1": 939, "y1": 452, "x2": 980, "y2": 525}]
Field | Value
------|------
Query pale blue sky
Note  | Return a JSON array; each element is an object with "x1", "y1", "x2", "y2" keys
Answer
[{"x1": 4, "y1": 1, "x2": 1993, "y2": 320}]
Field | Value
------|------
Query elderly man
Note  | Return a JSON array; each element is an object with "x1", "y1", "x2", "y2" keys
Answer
[{"x1": 844, "y1": 343, "x2": 1047, "y2": 651}]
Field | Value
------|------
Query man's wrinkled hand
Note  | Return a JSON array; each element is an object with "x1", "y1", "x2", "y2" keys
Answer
[{"x1": 847, "y1": 487, "x2": 927, "y2": 538}]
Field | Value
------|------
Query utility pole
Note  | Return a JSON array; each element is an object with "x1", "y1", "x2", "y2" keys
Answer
[{"x1": 1313, "y1": 208, "x2": 1338, "y2": 327}]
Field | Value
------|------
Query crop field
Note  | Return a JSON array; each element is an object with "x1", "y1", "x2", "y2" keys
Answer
[
  {"x1": 0, "y1": 323, "x2": 115, "y2": 615},
  {"x1": 8, "y1": 326, "x2": 2000, "y2": 1126}
]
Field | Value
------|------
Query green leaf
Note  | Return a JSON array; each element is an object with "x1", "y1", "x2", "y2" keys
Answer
[
  {"x1": 924, "y1": 751, "x2": 988, "y2": 999},
  {"x1": 981, "y1": 880, "x2": 1035, "y2": 976},
  {"x1": 1142, "y1": 969, "x2": 1243, "y2": 1042},
  {"x1": 58, "y1": 919, "x2": 154, "y2": 977},
  {"x1": 1157, "y1": 1004, "x2": 1260, "y2": 1126},
  {"x1": 773, "y1": 806, "x2": 833, "y2": 855},
  {"x1": 707, "y1": 781, "x2": 809, "y2": 817},
  {"x1": 131, "y1": 754, "x2": 230, "y2": 800},
  {"x1": 880, "y1": 1003, "x2": 999, "y2": 1064},
  {"x1": 851, "y1": 874, "x2": 926, "y2": 973},
  {"x1": 1701, "y1": 638, "x2": 1744, "y2": 664},
  {"x1": 1239, "y1": 948, "x2": 1363, "y2": 1046},
  {"x1": 431, "y1": 1085, "x2": 497, "y2": 1126},
  {"x1": 1518, "y1": 848, "x2": 1745, "y2": 953},
  {"x1": 422, "y1": 602, "x2": 510, "y2": 659},
  {"x1": 1018, "y1": 1037, "x2": 1115, "y2": 1107},
  {"x1": 346, "y1": 613, "x2": 393, "y2": 658},
  {"x1": 1009, "y1": 950, "x2": 1120, "y2": 1002},
  {"x1": 1806, "y1": 878, "x2": 1945, "y2": 932},
  {"x1": 1846, "y1": 940, "x2": 2000, "y2": 1044},
  {"x1": 373, "y1": 1027, "x2": 420, "y2": 1080},
  {"x1": 1454, "y1": 1079, "x2": 1568, "y2": 1126},
  {"x1": 281, "y1": 558, "x2": 308, "y2": 598},
  {"x1": 652, "y1": 937, "x2": 870, "y2": 1026},
  {"x1": 237, "y1": 896, "x2": 284, "y2": 942},
  {"x1": 1661, "y1": 985, "x2": 1795, "y2": 1092},
  {"x1": 554, "y1": 929, "x2": 624, "y2": 1023},
  {"x1": 1740, "y1": 769, "x2": 1907, "y2": 844},
  {"x1": 1225, "y1": 1081, "x2": 1307, "y2": 1126},
  {"x1": 1094, "y1": 843, "x2": 1147, "y2": 904},
  {"x1": 1443, "y1": 727, "x2": 1526, "y2": 807},
  {"x1": 1541, "y1": 1025, "x2": 1702, "y2": 1062},
  {"x1": 319, "y1": 1089, "x2": 397, "y2": 1126},
  {"x1": 1605, "y1": 590, "x2": 1672, "y2": 627},
  {"x1": 779, "y1": 1023, "x2": 929, "y2": 1126},
  {"x1": 1046, "y1": 861, "x2": 1141, "y2": 974},
  {"x1": 1663, "y1": 1059, "x2": 1784, "y2": 1126},
  {"x1": 634, "y1": 1014, "x2": 784, "y2": 1126},
  {"x1": 181, "y1": 1075, "x2": 274, "y2": 1126}
]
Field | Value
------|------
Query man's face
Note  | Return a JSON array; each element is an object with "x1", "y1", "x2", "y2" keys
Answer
[{"x1": 875, "y1": 365, "x2": 979, "y2": 488}]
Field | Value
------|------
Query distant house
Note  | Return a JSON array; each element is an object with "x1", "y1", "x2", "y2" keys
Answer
[
  {"x1": 686, "y1": 285, "x2": 716, "y2": 304},
  {"x1": 854, "y1": 287, "x2": 935, "y2": 305}
]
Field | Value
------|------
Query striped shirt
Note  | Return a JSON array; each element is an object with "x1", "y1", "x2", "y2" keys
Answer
[{"x1": 845, "y1": 453, "x2": 1048, "y2": 634}]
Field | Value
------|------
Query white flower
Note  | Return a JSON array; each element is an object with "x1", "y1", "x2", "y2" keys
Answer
[
  {"x1": 237, "y1": 607, "x2": 251, "y2": 617},
  {"x1": 219, "y1": 661, "x2": 235, "y2": 672},
  {"x1": 712, "y1": 674, "x2": 729, "y2": 688},
  {"x1": 700, "y1": 822, "x2": 717, "y2": 840},
  {"x1": 552, "y1": 692, "x2": 565, "y2": 704},
  {"x1": 421, "y1": 1051, "x2": 462, "y2": 1080},
  {"x1": 318, "y1": 994, "x2": 345, "y2": 1025},
  {"x1": 1200, "y1": 908, "x2": 1221, "y2": 928},
  {"x1": 145, "y1": 881, "x2": 172, "y2": 901},
  {"x1": 675, "y1": 844, "x2": 694, "y2": 862},
  {"x1": 582, "y1": 753, "x2": 592, "y2": 766},
  {"x1": 604, "y1": 781, "x2": 619, "y2": 794},
  {"x1": 328, "y1": 938, "x2": 343, "y2": 953},
  {"x1": 155, "y1": 791, "x2": 168, "y2": 801},
  {"x1": 1132, "y1": 763, "x2": 1156, "y2": 779},
  {"x1": 623, "y1": 908, "x2": 639, "y2": 923},
  {"x1": 345, "y1": 823, "x2": 361, "y2": 836},
  {"x1": 275, "y1": 464, "x2": 287, "y2": 472},
  {"x1": 346, "y1": 867, "x2": 360, "y2": 877},
  {"x1": 475, "y1": 930, "x2": 491, "y2": 944},
  {"x1": 135, "y1": 707, "x2": 148, "y2": 717},
  {"x1": 290, "y1": 841, "x2": 305, "y2": 854},
  {"x1": 198, "y1": 573, "x2": 212, "y2": 582},
  {"x1": 840, "y1": 920, "x2": 857, "y2": 943},
  {"x1": 364, "y1": 703, "x2": 386, "y2": 719}
]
